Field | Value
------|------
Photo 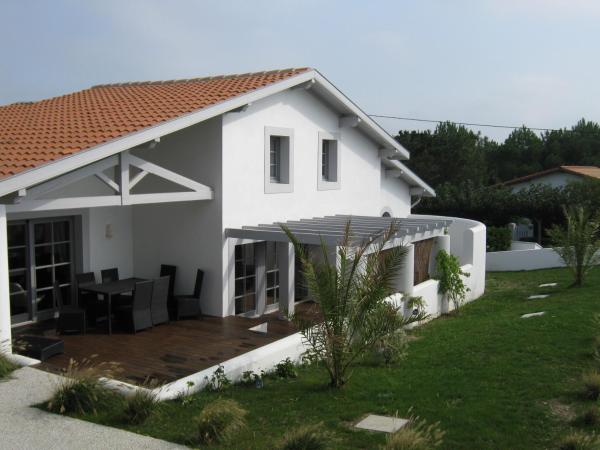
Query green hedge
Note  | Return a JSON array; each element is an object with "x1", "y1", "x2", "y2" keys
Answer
[{"x1": 486, "y1": 226, "x2": 512, "y2": 252}]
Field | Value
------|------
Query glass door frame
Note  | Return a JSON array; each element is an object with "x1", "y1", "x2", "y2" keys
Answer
[{"x1": 8, "y1": 220, "x2": 32, "y2": 324}]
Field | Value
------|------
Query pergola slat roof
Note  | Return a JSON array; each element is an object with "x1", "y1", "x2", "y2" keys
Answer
[{"x1": 226, "y1": 215, "x2": 452, "y2": 246}]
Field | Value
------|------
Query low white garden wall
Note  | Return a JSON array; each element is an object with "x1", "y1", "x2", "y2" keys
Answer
[{"x1": 486, "y1": 248, "x2": 565, "y2": 271}]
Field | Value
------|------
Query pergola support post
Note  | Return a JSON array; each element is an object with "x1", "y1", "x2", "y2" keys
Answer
[
  {"x1": 255, "y1": 242, "x2": 267, "y2": 317},
  {"x1": 396, "y1": 243, "x2": 415, "y2": 317},
  {"x1": 277, "y1": 242, "x2": 295, "y2": 319},
  {"x1": 429, "y1": 234, "x2": 451, "y2": 314},
  {"x1": 0, "y1": 205, "x2": 12, "y2": 353}
]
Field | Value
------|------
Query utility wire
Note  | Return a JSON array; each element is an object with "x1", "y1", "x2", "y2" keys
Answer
[{"x1": 368, "y1": 114, "x2": 561, "y2": 132}]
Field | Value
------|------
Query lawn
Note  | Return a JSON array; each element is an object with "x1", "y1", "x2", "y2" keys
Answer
[{"x1": 59, "y1": 268, "x2": 600, "y2": 449}]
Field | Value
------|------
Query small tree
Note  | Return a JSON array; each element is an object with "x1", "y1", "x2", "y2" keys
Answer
[
  {"x1": 435, "y1": 250, "x2": 469, "y2": 313},
  {"x1": 283, "y1": 221, "x2": 425, "y2": 388},
  {"x1": 547, "y1": 206, "x2": 600, "y2": 287}
]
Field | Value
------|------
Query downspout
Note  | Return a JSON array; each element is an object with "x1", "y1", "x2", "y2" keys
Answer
[
  {"x1": 410, "y1": 187, "x2": 425, "y2": 209},
  {"x1": 411, "y1": 193, "x2": 424, "y2": 209}
]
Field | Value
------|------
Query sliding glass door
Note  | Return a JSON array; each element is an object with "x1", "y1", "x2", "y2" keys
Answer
[{"x1": 8, "y1": 217, "x2": 76, "y2": 324}]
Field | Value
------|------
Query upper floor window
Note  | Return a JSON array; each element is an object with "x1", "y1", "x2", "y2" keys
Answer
[
  {"x1": 265, "y1": 127, "x2": 293, "y2": 193},
  {"x1": 318, "y1": 131, "x2": 340, "y2": 190}
]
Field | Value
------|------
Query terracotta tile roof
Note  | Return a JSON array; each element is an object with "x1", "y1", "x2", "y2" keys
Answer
[
  {"x1": 500, "y1": 165, "x2": 600, "y2": 186},
  {"x1": 0, "y1": 68, "x2": 310, "y2": 180}
]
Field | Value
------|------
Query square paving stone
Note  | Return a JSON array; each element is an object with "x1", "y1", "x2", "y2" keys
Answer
[
  {"x1": 355, "y1": 414, "x2": 409, "y2": 433},
  {"x1": 539, "y1": 283, "x2": 558, "y2": 288},
  {"x1": 521, "y1": 312, "x2": 545, "y2": 319},
  {"x1": 528, "y1": 294, "x2": 549, "y2": 299}
]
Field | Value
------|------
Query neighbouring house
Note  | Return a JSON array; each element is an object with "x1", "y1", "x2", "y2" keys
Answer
[
  {"x1": 501, "y1": 165, "x2": 600, "y2": 191},
  {"x1": 0, "y1": 68, "x2": 485, "y2": 368},
  {"x1": 499, "y1": 165, "x2": 600, "y2": 240}
]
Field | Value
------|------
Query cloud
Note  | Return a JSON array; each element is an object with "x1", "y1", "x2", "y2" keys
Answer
[{"x1": 487, "y1": 0, "x2": 600, "y2": 18}]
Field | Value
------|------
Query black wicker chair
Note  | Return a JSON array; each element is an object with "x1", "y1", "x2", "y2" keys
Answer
[
  {"x1": 75, "y1": 272, "x2": 106, "y2": 326},
  {"x1": 116, "y1": 280, "x2": 153, "y2": 333},
  {"x1": 151, "y1": 276, "x2": 170, "y2": 326},
  {"x1": 175, "y1": 269, "x2": 204, "y2": 320},
  {"x1": 160, "y1": 264, "x2": 177, "y2": 319},
  {"x1": 55, "y1": 281, "x2": 86, "y2": 335}
]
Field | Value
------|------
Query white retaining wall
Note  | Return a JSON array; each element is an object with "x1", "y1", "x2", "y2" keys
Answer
[{"x1": 486, "y1": 248, "x2": 565, "y2": 271}]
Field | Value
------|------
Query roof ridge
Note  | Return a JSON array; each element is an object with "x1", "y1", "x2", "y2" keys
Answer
[{"x1": 91, "y1": 67, "x2": 311, "y2": 89}]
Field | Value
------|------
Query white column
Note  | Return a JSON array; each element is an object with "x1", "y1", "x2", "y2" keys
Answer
[
  {"x1": 254, "y1": 241, "x2": 266, "y2": 317},
  {"x1": 429, "y1": 234, "x2": 451, "y2": 314},
  {"x1": 277, "y1": 242, "x2": 295, "y2": 319},
  {"x1": 396, "y1": 243, "x2": 415, "y2": 317},
  {"x1": 0, "y1": 205, "x2": 12, "y2": 353}
]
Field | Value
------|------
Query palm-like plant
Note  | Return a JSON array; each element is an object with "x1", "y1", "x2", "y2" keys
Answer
[
  {"x1": 548, "y1": 206, "x2": 600, "y2": 287},
  {"x1": 283, "y1": 221, "x2": 425, "y2": 388}
]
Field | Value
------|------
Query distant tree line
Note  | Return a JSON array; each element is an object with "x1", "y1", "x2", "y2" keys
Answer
[{"x1": 395, "y1": 119, "x2": 600, "y2": 243}]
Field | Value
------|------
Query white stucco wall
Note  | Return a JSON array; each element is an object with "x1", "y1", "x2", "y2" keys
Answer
[
  {"x1": 509, "y1": 172, "x2": 581, "y2": 191},
  {"x1": 131, "y1": 117, "x2": 223, "y2": 316}
]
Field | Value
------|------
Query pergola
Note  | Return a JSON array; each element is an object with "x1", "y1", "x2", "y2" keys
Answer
[{"x1": 225, "y1": 215, "x2": 452, "y2": 317}]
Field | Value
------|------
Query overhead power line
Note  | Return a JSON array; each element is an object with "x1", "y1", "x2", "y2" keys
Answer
[{"x1": 368, "y1": 114, "x2": 560, "y2": 132}]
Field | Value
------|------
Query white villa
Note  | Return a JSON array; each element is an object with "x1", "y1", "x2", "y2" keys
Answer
[{"x1": 0, "y1": 68, "x2": 485, "y2": 373}]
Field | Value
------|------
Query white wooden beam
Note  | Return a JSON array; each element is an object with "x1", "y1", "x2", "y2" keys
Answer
[
  {"x1": 127, "y1": 192, "x2": 212, "y2": 205},
  {"x1": 128, "y1": 154, "x2": 212, "y2": 196},
  {"x1": 339, "y1": 115, "x2": 361, "y2": 128},
  {"x1": 6, "y1": 196, "x2": 121, "y2": 213},
  {"x1": 25, "y1": 156, "x2": 119, "y2": 200},
  {"x1": 95, "y1": 172, "x2": 120, "y2": 193},
  {"x1": 386, "y1": 169, "x2": 404, "y2": 178},
  {"x1": 119, "y1": 152, "x2": 130, "y2": 205},
  {"x1": 129, "y1": 170, "x2": 148, "y2": 190}
]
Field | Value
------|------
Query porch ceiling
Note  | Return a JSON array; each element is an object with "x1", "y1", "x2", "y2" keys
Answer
[{"x1": 225, "y1": 214, "x2": 452, "y2": 246}]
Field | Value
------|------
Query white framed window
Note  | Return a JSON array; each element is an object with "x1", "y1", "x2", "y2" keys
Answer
[
  {"x1": 317, "y1": 131, "x2": 340, "y2": 190},
  {"x1": 264, "y1": 126, "x2": 294, "y2": 193}
]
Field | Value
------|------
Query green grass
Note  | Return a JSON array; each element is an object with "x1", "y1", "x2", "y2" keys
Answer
[
  {"x1": 0, "y1": 353, "x2": 17, "y2": 379},
  {"x1": 65, "y1": 268, "x2": 600, "y2": 449}
]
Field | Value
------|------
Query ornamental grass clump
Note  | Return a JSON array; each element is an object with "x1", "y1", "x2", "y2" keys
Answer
[
  {"x1": 123, "y1": 385, "x2": 158, "y2": 425},
  {"x1": 581, "y1": 372, "x2": 600, "y2": 401},
  {"x1": 195, "y1": 398, "x2": 247, "y2": 445},
  {"x1": 381, "y1": 416, "x2": 445, "y2": 450},
  {"x1": 276, "y1": 423, "x2": 335, "y2": 450},
  {"x1": 46, "y1": 357, "x2": 120, "y2": 415},
  {"x1": 282, "y1": 220, "x2": 426, "y2": 388},
  {"x1": 557, "y1": 431, "x2": 600, "y2": 450}
]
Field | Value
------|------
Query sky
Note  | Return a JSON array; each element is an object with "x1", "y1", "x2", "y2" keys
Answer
[{"x1": 1, "y1": 0, "x2": 600, "y2": 142}]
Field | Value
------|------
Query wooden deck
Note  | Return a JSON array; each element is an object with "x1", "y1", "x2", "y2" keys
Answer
[{"x1": 15, "y1": 302, "x2": 318, "y2": 384}]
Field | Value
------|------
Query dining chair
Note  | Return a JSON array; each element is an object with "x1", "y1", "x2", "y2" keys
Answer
[
  {"x1": 175, "y1": 269, "x2": 204, "y2": 320},
  {"x1": 55, "y1": 281, "x2": 86, "y2": 335},
  {"x1": 159, "y1": 264, "x2": 177, "y2": 318},
  {"x1": 75, "y1": 272, "x2": 105, "y2": 326},
  {"x1": 116, "y1": 280, "x2": 154, "y2": 333},
  {"x1": 101, "y1": 268, "x2": 119, "y2": 283},
  {"x1": 151, "y1": 276, "x2": 170, "y2": 326}
]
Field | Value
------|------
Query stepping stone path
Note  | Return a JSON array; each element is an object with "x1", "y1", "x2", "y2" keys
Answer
[
  {"x1": 539, "y1": 283, "x2": 558, "y2": 288},
  {"x1": 528, "y1": 294, "x2": 549, "y2": 299},
  {"x1": 355, "y1": 414, "x2": 409, "y2": 433},
  {"x1": 521, "y1": 312, "x2": 545, "y2": 319},
  {"x1": 248, "y1": 322, "x2": 268, "y2": 334}
]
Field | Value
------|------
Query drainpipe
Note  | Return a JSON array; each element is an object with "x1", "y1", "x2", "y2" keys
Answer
[{"x1": 411, "y1": 187, "x2": 425, "y2": 209}]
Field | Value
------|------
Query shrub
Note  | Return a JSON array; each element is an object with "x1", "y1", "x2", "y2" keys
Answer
[
  {"x1": 46, "y1": 358, "x2": 119, "y2": 415},
  {"x1": 240, "y1": 370, "x2": 264, "y2": 387},
  {"x1": 204, "y1": 365, "x2": 231, "y2": 392},
  {"x1": 0, "y1": 353, "x2": 17, "y2": 379},
  {"x1": 275, "y1": 358, "x2": 298, "y2": 379},
  {"x1": 557, "y1": 431, "x2": 600, "y2": 450},
  {"x1": 548, "y1": 206, "x2": 600, "y2": 287},
  {"x1": 381, "y1": 416, "x2": 445, "y2": 450},
  {"x1": 374, "y1": 329, "x2": 409, "y2": 365},
  {"x1": 276, "y1": 423, "x2": 334, "y2": 450},
  {"x1": 435, "y1": 250, "x2": 470, "y2": 313},
  {"x1": 195, "y1": 399, "x2": 247, "y2": 445},
  {"x1": 579, "y1": 407, "x2": 600, "y2": 426},
  {"x1": 582, "y1": 372, "x2": 600, "y2": 400},
  {"x1": 123, "y1": 388, "x2": 157, "y2": 425},
  {"x1": 487, "y1": 226, "x2": 512, "y2": 252}
]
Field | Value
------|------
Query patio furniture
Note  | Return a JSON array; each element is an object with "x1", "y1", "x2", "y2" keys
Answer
[
  {"x1": 79, "y1": 277, "x2": 145, "y2": 335},
  {"x1": 175, "y1": 269, "x2": 204, "y2": 320},
  {"x1": 151, "y1": 276, "x2": 170, "y2": 326},
  {"x1": 116, "y1": 280, "x2": 154, "y2": 333},
  {"x1": 159, "y1": 264, "x2": 177, "y2": 318},
  {"x1": 13, "y1": 335, "x2": 64, "y2": 361},
  {"x1": 101, "y1": 267, "x2": 119, "y2": 283},
  {"x1": 76, "y1": 272, "x2": 106, "y2": 325},
  {"x1": 55, "y1": 281, "x2": 87, "y2": 335}
]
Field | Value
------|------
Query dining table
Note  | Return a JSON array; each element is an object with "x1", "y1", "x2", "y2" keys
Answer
[{"x1": 79, "y1": 277, "x2": 145, "y2": 335}]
